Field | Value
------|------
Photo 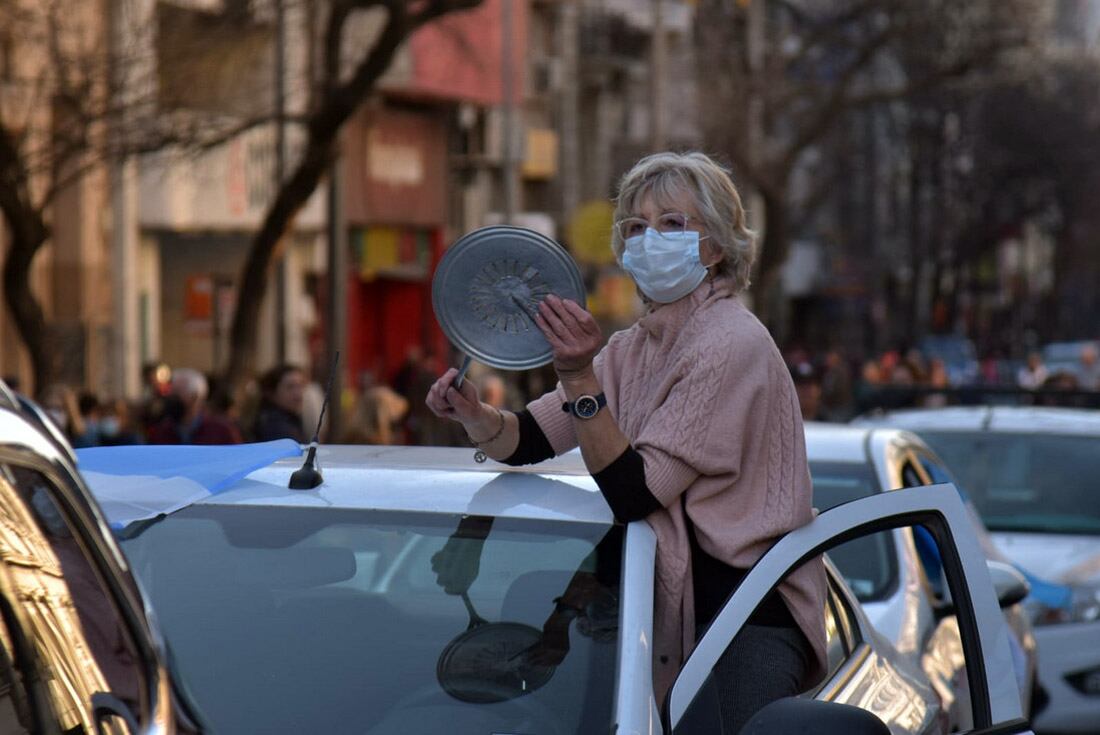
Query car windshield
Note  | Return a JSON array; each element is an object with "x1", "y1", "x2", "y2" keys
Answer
[
  {"x1": 120, "y1": 505, "x2": 623, "y2": 735},
  {"x1": 810, "y1": 461, "x2": 898, "y2": 603},
  {"x1": 919, "y1": 432, "x2": 1100, "y2": 535}
]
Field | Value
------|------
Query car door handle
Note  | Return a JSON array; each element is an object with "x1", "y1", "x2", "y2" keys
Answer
[{"x1": 92, "y1": 691, "x2": 140, "y2": 735}]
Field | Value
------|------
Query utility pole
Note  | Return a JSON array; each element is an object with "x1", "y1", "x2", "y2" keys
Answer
[
  {"x1": 501, "y1": 0, "x2": 519, "y2": 223},
  {"x1": 325, "y1": 158, "x2": 347, "y2": 441},
  {"x1": 109, "y1": 0, "x2": 140, "y2": 398},
  {"x1": 650, "y1": 0, "x2": 667, "y2": 150},
  {"x1": 274, "y1": 0, "x2": 289, "y2": 362},
  {"x1": 558, "y1": 0, "x2": 580, "y2": 219}
]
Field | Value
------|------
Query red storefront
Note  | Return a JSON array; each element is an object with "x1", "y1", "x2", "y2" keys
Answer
[
  {"x1": 341, "y1": 0, "x2": 526, "y2": 386},
  {"x1": 343, "y1": 106, "x2": 449, "y2": 385}
]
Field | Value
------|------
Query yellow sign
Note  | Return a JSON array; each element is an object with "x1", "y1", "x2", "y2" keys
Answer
[
  {"x1": 567, "y1": 200, "x2": 616, "y2": 265},
  {"x1": 522, "y1": 128, "x2": 558, "y2": 180}
]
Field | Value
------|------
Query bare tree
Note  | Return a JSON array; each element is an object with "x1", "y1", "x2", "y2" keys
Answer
[
  {"x1": 0, "y1": 0, "x2": 282, "y2": 393},
  {"x1": 223, "y1": 0, "x2": 483, "y2": 389},
  {"x1": 693, "y1": 0, "x2": 1041, "y2": 329}
]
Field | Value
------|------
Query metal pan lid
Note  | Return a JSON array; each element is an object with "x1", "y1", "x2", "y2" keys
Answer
[{"x1": 432, "y1": 226, "x2": 586, "y2": 371}]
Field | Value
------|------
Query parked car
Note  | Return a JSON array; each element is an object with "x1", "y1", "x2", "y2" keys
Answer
[
  {"x1": 855, "y1": 406, "x2": 1100, "y2": 733},
  {"x1": 77, "y1": 442, "x2": 1032, "y2": 735},
  {"x1": 0, "y1": 380, "x2": 182, "y2": 733},
  {"x1": 805, "y1": 422, "x2": 1039, "y2": 730}
]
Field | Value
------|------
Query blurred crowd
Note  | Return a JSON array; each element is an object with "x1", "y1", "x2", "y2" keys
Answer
[
  {"x1": 1, "y1": 347, "x2": 533, "y2": 450},
  {"x1": 4, "y1": 340, "x2": 1097, "y2": 448},
  {"x1": 784, "y1": 342, "x2": 1100, "y2": 423}
]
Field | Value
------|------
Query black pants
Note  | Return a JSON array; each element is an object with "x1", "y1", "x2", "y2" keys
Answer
[{"x1": 682, "y1": 623, "x2": 812, "y2": 735}]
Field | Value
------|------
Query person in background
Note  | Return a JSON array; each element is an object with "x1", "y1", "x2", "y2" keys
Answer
[
  {"x1": 790, "y1": 361, "x2": 821, "y2": 422},
  {"x1": 1016, "y1": 351, "x2": 1049, "y2": 390},
  {"x1": 97, "y1": 399, "x2": 144, "y2": 446},
  {"x1": 139, "y1": 361, "x2": 172, "y2": 437},
  {"x1": 345, "y1": 383, "x2": 409, "y2": 445},
  {"x1": 39, "y1": 384, "x2": 91, "y2": 447},
  {"x1": 147, "y1": 368, "x2": 241, "y2": 445},
  {"x1": 252, "y1": 364, "x2": 307, "y2": 443},
  {"x1": 1079, "y1": 344, "x2": 1100, "y2": 390},
  {"x1": 77, "y1": 391, "x2": 103, "y2": 446},
  {"x1": 818, "y1": 349, "x2": 854, "y2": 422},
  {"x1": 922, "y1": 358, "x2": 950, "y2": 408}
]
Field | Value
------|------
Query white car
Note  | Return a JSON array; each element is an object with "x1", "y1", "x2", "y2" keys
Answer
[
  {"x1": 806, "y1": 422, "x2": 1039, "y2": 730},
  {"x1": 75, "y1": 442, "x2": 1033, "y2": 735},
  {"x1": 855, "y1": 406, "x2": 1100, "y2": 733}
]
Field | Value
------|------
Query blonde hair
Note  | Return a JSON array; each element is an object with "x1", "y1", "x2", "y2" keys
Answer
[{"x1": 612, "y1": 151, "x2": 757, "y2": 292}]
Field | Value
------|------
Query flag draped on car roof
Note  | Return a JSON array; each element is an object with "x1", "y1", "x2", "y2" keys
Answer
[{"x1": 76, "y1": 440, "x2": 302, "y2": 528}]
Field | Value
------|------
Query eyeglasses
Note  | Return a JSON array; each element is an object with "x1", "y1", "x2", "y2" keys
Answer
[{"x1": 615, "y1": 212, "x2": 698, "y2": 241}]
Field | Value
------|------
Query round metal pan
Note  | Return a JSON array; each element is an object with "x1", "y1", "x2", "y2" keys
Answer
[{"x1": 432, "y1": 226, "x2": 586, "y2": 371}]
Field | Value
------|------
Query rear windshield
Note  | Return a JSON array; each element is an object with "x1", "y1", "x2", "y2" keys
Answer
[
  {"x1": 918, "y1": 431, "x2": 1100, "y2": 535},
  {"x1": 810, "y1": 461, "x2": 898, "y2": 603},
  {"x1": 121, "y1": 506, "x2": 622, "y2": 735}
]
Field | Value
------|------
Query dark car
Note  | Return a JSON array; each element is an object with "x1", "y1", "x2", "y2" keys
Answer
[{"x1": 0, "y1": 380, "x2": 182, "y2": 734}]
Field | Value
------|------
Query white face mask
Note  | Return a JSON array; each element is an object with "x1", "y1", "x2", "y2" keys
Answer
[{"x1": 621, "y1": 228, "x2": 708, "y2": 303}]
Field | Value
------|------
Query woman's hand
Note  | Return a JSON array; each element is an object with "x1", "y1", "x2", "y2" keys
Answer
[
  {"x1": 535, "y1": 295, "x2": 602, "y2": 381},
  {"x1": 425, "y1": 368, "x2": 497, "y2": 434}
]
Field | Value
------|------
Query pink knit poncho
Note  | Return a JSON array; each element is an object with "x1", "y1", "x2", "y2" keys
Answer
[{"x1": 527, "y1": 275, "x2": 827, "y2": 702}]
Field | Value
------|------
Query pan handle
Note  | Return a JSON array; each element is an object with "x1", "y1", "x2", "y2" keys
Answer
[
  {"x1": 453, "y1": 354, "x2": 473, "y2": 390},
  {"x1": 460, "y1": 591, "x2": 489, "y2": 630}
]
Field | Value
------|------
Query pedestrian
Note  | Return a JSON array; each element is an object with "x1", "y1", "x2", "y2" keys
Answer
[
  {"x1": 345, "y1": 384, "x2": 409, "y2": 445},
  {"x1": 426, "y1": 151, "x2": 825, "y2": 731},
  {"x1": 39, "y1": 383, "x2": 92, "y2": 447},
  {"x1": 819, "y1": 349, "x2": 854, "y2": 421},
  {"x1": 147, "y1": 368, "x2": 241, "y2": 445},
  {"x1": 1016, "y1": 351, "x2": 1049, "y2": 390},
  {"x1": 252, "y1": 364, "x2": 308, "y2": 443},
  {"x1": 138, "y1": 361, "x2": 172, "y2": 438},
  {"x1": 97, "y1": 398, "x2": 144, "y2": 446},
  {"x1": 1078, "y1": 344, "x2": 1100, "y2": 391},
  {"x1": 790, "y1": 361, "x2": 822, "y2": 421}
]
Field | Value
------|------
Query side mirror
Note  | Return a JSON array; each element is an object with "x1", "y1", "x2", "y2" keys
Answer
[
  {"x1": 739, "y1": 697, "x2": 888, "y2": 735},
  {"x1": 987, "y1": 560, "x2": 1030, "y2": 609},
  {"x1": 935, "y1": 559, "x2": 1030, "y2": 619}
]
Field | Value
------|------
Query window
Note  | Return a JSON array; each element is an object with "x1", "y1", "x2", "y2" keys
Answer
[{"x1": 0, "y1": 464, "x2": 144, "y2": 734}]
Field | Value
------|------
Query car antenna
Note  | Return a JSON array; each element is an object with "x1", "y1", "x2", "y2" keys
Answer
[{"x1": 289, "y1": 350, "x2": 339, "y2": 490}]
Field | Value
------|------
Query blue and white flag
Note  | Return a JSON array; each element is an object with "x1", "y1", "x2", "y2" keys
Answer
[{"x1": 77, "y1": 440, "x2": 302, "y2": 529}]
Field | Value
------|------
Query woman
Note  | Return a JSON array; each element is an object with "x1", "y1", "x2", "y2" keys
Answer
[
  {"x1": 252, "y1": 364, "x2": 308, "y2": 443},
  {"x1": 426, "y1": 152, "x2": 825, "y2": 730}
]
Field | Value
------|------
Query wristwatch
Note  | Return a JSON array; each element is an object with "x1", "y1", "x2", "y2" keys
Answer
[{"x1": 561, "y1": 393, "x2": 606, "y2": 420}]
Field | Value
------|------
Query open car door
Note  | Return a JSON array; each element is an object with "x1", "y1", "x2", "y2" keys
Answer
[{"x1": 665, "y1": 483, "x2": 1032, "y2": 735}]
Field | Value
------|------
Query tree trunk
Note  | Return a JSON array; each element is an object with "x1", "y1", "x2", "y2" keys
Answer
[
  {"x1": 224, "y1": 136, "x2": 333, "y2": 387},
  {"x1": 0, "y1": 129, "x2": 54, "y2": 395},
  {"x1": 223, "y1": 0, "x2": 483, "y2": 391},
  {"x1": 752, "y1": 188, "x2": 790, "y2": 334}
]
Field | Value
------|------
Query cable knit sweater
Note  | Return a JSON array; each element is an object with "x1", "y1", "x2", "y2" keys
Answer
[{"x1": 527, "y1": 275, "x2": 827, "y2": 703}]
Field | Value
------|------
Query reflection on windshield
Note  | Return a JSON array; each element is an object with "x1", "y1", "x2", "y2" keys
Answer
[
  {"x1": 920, "y1": 432, "x2": 1100, "y2": 534},
  {"x1": 121, "y1": 506, "x2": 622, "y2": 735}
]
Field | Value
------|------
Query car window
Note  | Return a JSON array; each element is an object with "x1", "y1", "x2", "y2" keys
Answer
[
  {"x1": 121, "y1": 505, "x2": 623, "y2": 735},
  {"x1": 919, "y1": 431, "x2": 1100, "y2": 534},
  {"x1": 0, "y1": 465, "x2": 143, "y2": 734},
  {"x1": 810, "y1": 461, "x2": 898, "y2": 602}
]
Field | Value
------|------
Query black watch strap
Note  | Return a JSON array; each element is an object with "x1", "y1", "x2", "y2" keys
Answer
[{"x1": 561, "y1": 393, "x2": 607, "y2": 419}]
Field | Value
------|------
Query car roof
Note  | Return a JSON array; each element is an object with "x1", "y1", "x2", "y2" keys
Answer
[
  {"x1": 194, "y1": 445, "x2": 615, "y2": 525},
  {"x1": 803, "y1": 422, "x2": 927, "y2": 464},
  {"x1": 853, "y1": 405, "x2": 1100, "y2": 436}
]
